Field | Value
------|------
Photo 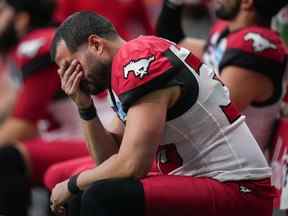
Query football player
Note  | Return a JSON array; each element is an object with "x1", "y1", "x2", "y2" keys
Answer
[{"x1": 49, "y1": 11, "x2": 274, "y2": 216}]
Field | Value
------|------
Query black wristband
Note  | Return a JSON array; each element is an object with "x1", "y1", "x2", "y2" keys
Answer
[
  {"x1": 79, "y1": 104, "x2": 97, "y2": 121},
  {"x1": 68, "y1": 175, "x2": 81, "y2": 194}
]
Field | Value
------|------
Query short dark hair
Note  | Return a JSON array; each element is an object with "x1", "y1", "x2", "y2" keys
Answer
[
  {"x1": 6, "y1": 0, "x2": 55, "y2": 28},
  {"x1": 50, "y1": 11, "x2": 118, "y2": 62}
]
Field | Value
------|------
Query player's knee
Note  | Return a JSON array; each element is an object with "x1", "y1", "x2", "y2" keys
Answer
[
  {"x1": 80, "y1": 180, "x2": 110, "y2": 216},
  {"x1": 81, "y1": 178, "x2": 144, "y2": 216},
  {"x1": 44, "y1": 164, "x2": 65, "y2": 191},
  {"x1": 81, "y1": 179, "x2": 115, "y2": 210}
]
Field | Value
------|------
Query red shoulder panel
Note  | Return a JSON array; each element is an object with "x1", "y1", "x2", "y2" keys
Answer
[
  {"x1": 226, "y1": 26, "x2": 286, "y2": 62},
  {"x1": 15, "y1": 27, "x2": 55, "y2": 69},
  {"x1": 111, "y1": 36, "x2": 174, "y2": 95}
]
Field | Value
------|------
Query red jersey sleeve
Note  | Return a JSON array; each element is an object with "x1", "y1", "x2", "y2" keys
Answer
[
  {"x1": 219, "y1": 27, "x2": 287, "y2": 106},
  {"x1": 12, "y1": 28, "x2": 62, "y2": 123},
  {"x1": 111, "y1": 36, "x2": 199, "y2": 118},
  {"x1": 111, "y1": 36, "x2": 173, "y2": 110}
]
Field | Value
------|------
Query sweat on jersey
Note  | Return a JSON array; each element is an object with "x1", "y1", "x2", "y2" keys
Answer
[
  {"x1": 203, "y1": 20, "x2": 288, "y2": 150},
  {"x1": 108, "y1": 35, "x2": 271, "y2": 182}
]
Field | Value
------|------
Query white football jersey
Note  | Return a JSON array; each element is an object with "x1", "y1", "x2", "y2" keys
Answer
[
  {"x1": 160, "y1": 45, "x2": 271, "y2": 181},
  {"x1": 109, "y1": 36, "x2": 271, "y2": 182}
]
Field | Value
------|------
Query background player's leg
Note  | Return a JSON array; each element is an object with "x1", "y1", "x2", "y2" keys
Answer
[
  {"x1": 24, "y1": 139, "x2": 89, "y2": 216},
  {"x1": 44, "y1": 156, "x2": 94, "y2": 191},
  {"x1": 0, "y1": 146, "x2": 31, "y2": 216},
  {"x1": 24, "y1": 138, "x2": 89, "y2": 184}
]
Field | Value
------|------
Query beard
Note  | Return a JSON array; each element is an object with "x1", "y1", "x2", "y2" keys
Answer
[
  {"x1": 215, "y1": 0, "x2": 241, "y2": 20},
  {"x1": 79, "y1": 60, "x2": 111, "y2": 95},
  {"x1": 0, "y1": 20, "x2": 18, "y2": 54}
]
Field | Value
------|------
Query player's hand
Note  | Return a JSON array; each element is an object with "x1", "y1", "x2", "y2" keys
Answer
[
  {"x1": 50, "y1": 179, "x2": 71, "y2": 215},
  {"x1": 58, "y1": 59, "x2": 92, "y2": 108}
]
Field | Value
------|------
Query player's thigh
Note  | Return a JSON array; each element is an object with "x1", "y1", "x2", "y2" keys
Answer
[
  {"x1": 141, "y1": 175, "x2": 218, "y2": 216},
  {"x1": 141, "y1": 175, "x2": 273, "y2": 216}
]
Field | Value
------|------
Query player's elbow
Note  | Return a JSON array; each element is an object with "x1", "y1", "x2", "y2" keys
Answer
[{"x1": 122, "y1": 157, "x2": 151, "y2": 179}]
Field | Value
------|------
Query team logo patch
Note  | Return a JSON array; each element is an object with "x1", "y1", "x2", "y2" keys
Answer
[
  {"x1": 17, "y1": 38, "x2": 46, "y2": 58},
  {"x1": 123, "y1": 55, "x2": 155, "y2": 79},
  {"x1": 244, "y1": 32, "x2": 277, "y2": 52}
]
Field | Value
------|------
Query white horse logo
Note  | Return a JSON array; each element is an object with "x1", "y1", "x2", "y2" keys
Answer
[
  {"x1": 244, "y1": 32, "x2": 277, "y2": 52},
  {"x1": 123, "y1": 56, "x2": 155, "y2": 79}
]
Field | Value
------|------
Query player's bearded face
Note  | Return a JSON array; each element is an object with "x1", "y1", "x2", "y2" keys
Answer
[
  {"x1": 215, "y1": 0, "x2": 241, "y2": 20},
  {"x1": 79, "y1": 58, "x2": 111, "y2": 95}
]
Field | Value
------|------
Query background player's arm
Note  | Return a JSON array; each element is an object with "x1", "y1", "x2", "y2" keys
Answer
[
  {"x1": 77, "y1": 87, "x2": 176, "y2": 189},
  {"x1": 0, "y1": 70, "x2": 17, "y2": 123},
  {"x1": 179, "y1": 38, "x2": 206, "y2": 59},
  {"x1": 0, "y1": 65, "x2": 61, "y2": 145},
  {"x1": 220, "y1": 66, "x2": 274, "y2": 111},
  {"x1": 0, "y1": 118, "x2": 38, "y2": 145},
  {"x1": 156, "y1": 0, "x2": 205, "y2": 58}
]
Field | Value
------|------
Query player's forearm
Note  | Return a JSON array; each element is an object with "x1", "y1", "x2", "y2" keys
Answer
[
  {"x1": 81, "y1": 115, "x2": 119, "y2": 164},
  {"x1": 76, "y1": 128, "x2": 158, "y2": 190},
  {"x1": 0, "y1": 118, "x2": 38, "y2": 146},
  {"x1": 77, "y1": 153, "x2": 147, "y2": 190},
  {"x1": 77, "y1": 154, "x2": 125, "y2": 190}
]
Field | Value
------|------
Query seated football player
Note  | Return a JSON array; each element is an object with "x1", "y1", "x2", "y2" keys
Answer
[{"x1": 49, "y1": 12, "x2": 275, "y2": 216}]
